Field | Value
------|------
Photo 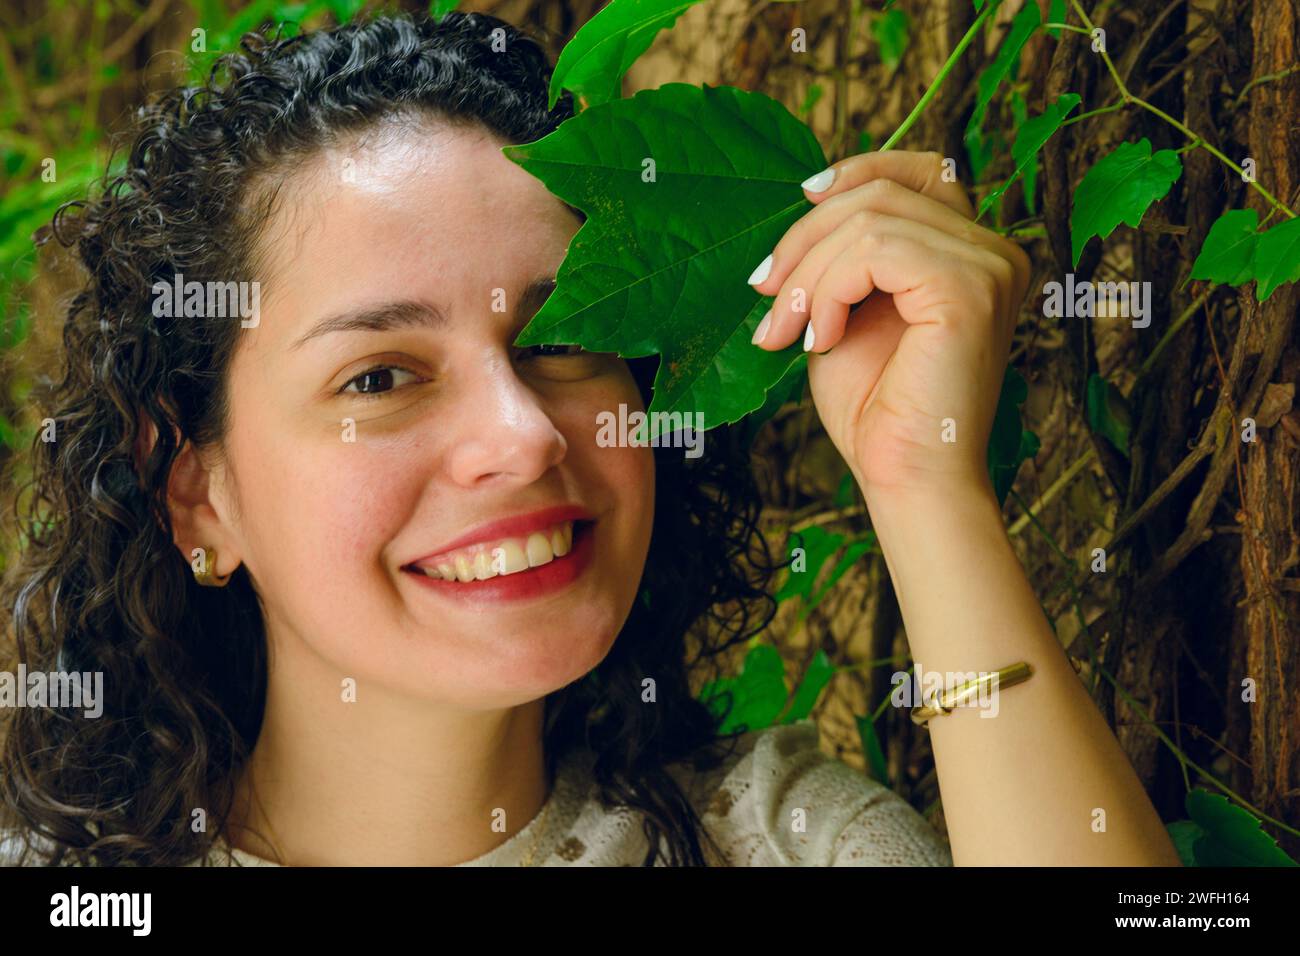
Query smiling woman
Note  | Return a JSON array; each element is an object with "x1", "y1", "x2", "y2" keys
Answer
[
  {"x1": 0, "y1": 6, "x2": 1181, "y2": 870},
  {"x1": 0, "y1": 8, "x2": 936, "y2": 868}
]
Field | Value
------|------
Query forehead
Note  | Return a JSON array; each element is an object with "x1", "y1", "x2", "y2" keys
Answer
[{"x1": 245, "y1": 118, "x2": 577, "y2": 343}]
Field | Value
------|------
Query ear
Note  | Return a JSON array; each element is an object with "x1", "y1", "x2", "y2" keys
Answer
[{"x1": 135, "y1": 412, "x2": 241, "y2": 581}]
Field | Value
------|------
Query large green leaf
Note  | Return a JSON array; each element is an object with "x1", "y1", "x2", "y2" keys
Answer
[
  {"x1": 547, "y1": 0, "x2": 706, "y2": 111},
  {"x1": 978, "y1": 93, "x2": 1080, "y2": 220},
  {"x1": 502, "y1": 82, "x2": 824, "y2": 437},
  {"x1": 1182, "y1": 789, "x2": 1298, "y2": 866},
  {"x1": 1189, "y1": 208, "x2": 1260, "y2": 285},
  {"x1": 1070, "y1": 138, "x2": 1182, "y2": 266},
  {"x1": 739, "y1": 351, "x2": 807, "y2": 447},
  {"x1": 1254, "y1": 215, "x2": 1300, "y2": 302}
]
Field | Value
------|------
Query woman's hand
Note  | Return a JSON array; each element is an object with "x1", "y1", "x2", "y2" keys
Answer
[{"x1": 748, "y1": 150, "x2": 1031, "y2": 503}]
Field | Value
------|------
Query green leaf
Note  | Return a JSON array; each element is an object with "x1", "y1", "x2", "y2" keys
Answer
[
  {"x1": 1184, "y1": 789, "x2": 1299, "y2": 866},
  {"x1": 700, "y1": 643, "x2": 789, "y2": 733},
  {"x1": 1045, "y1": 0, "x2": 1067, "y2": 37},
  {"x1": 0, "y1": 412, "x2": 17, "y2": 451},
  {"x1": 1189, "y1": 209, "x2": 1260, "y2": 286},
  {"x1": 503, "y1": 83, "x2": 826, "y2": 437},
  {"x1": 978, "y1": 93, "x2": 1079, "y2": 221},
  {"x1": 807, "y1": 533, "x2": 878, "y2": 609},
  {"x1": 547, "y1": 0, "x2": 706, "y2": 111},
  {"x1": 871, "y1": 8, "x2": 910, "y2": 74},
  {"x1": 988, "y1": 366, "x2": 1036, "y2": 505},
  {"x1": 739, "y1": 351, "x2": 806, "y2": 447},
  {"x1": 1254, "y1": 215, "x2": 1300, "y2": 302},
  {"x1": 326, "y1": 0, "x2": 366, "y2": 20},
  {"x1": 833, "y1": 471, "x2": 856, "y2": 508},
  {"x1": 965, "y1": 126, "x2": 996, "y2": 183},
  {"x1": 1085, "y1": 372, "x2": 1131, "y2": 457},
  {"x1": 775, "y1": 525, "x2": 844, "y2": 603},
  {"x1": 855, "y1": 714, "x2": 890, "y2": 786},
  {"x1": 783, "y1": 650, "x2": 836, "y2": 723},
  {"x1": 797, "y1": 83, "x2": 824, "y2": 118},
  {"x1": 1008, "y1": 91, "x2": 1036, "y2": 216},
  {"x1": 427, "y1": 0, "x2": 459, "y2": 20},
  {"x1": 964, "y1": 1, "x2": 1040, "y2": 154},
  {"x1": 1166, "y1": 820, "x2": 1203, "y2": 867},
  {"x1": 1070, "y1": 138, "x2": 1182, "y2": 267}
]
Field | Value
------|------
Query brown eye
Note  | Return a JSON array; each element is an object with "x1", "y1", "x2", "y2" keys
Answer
[{"x1": 339, "y1": 364, "x2": 420, "y2": 400}]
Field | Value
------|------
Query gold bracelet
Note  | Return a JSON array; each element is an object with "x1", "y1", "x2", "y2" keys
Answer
[{"x1": 910, "y1": 661, "x2": 1034, "y2": 727}]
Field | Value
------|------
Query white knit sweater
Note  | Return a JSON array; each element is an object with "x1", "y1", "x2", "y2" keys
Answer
[{"x1": 3, "y1": 719, "x2": 953, "y2": 867}]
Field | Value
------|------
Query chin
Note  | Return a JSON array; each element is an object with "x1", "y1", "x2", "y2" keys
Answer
[{"x1": 503, "y1": 608, "x2": 624, "y2": 691}]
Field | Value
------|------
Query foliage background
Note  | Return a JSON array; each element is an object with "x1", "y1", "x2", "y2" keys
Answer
[{"x1": 1, "y1": 0, "x2": 1297, "y2": 860}]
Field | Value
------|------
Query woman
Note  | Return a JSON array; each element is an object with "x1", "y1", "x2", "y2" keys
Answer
[{"x1": 0, "y1": 10, "x2": 1180, "y2": 867}]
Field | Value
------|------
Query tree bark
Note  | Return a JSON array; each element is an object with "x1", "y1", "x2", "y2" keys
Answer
[{"x1": 1228, "y1": 0, "x2": 1300, "y2": 859}]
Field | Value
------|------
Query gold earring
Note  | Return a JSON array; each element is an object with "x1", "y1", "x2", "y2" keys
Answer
[{"x1": 193, "y1": 547, "x2": 233, "y2": 587}]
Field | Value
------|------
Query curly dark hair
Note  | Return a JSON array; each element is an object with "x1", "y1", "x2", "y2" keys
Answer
[{"x1": 0, "y1": 9, "x2": 785, "y2": 866}]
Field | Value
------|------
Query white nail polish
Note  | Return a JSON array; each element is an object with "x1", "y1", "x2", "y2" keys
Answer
[
  {"x1": 803, "y1": 322, "x2": 816, "y2": 351},
  {"x1": 747, "y1": 253, "x2": 773, "y2": 285},
  {"x1": 752, "y1": 310, "x2": 772, "y2": 345},
  {"x1": 801, "y1": 167, "x2": 836, "y2": 192}
]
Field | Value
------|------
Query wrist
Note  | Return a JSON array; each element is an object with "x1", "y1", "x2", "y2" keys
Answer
[
  {"x1": 857, "y1": 467, "x2": 1002, "y2": 523},
  {"x1": 859, "y1": 469, "x2": 1007, "y2": 559}
]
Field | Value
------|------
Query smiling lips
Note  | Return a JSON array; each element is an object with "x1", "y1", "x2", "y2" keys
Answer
[{"x1": 407, "y1": 519, "x2": 575, "y2": 582}]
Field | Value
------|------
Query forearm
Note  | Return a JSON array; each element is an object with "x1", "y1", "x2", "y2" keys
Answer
[{"x1": 865, "y1": 475, "x2": 1182, "y2": 866}]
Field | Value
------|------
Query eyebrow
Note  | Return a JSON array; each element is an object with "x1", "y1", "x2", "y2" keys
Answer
[{"x1": 288, "y1": 276, "x2": 558, "y2": 352}]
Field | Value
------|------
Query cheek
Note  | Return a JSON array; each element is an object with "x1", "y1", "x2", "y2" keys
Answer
[{"x1": 226, "y1": 412, "x2": 415, "y2": 613}]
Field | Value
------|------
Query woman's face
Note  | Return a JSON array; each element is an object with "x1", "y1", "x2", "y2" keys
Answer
[{"x1": 197, "y1": 119, "x2": 654, "y2": 710}]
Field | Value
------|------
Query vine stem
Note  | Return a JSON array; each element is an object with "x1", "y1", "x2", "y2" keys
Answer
[
  {"x1": 1008, "y1": 447, "x2": 1096, "y2": 537},
  {"x1": 1097, "y1": 664, "x2": 1300, "y2": 840},
  {"x1": 1068, "y1": 0, "x2": 1296, "y2": 220},
  {"x1": 1041, "y1": 22, "x2": 1092, "y2": 37},
  {"x1": 1139, "y1": 283, "x2": 1216, "y2": 376},
  {"x1": 878, "y1": 0, "x2": 1003, "y2": 152},
  {"x1": 1232, "y1": 63, "x2": 1300, "y2": 110},
  {"x1": 1059, "y1": 97, "x2": 1125, "y2": 128}
]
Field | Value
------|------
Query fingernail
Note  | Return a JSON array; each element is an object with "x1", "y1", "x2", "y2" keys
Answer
[
  {"x1": 751, "y1": 310, "x2": 772, "y2": 345},
  {"x1": 747, "y1": 253, "x2": 773, "y2": 285},
  {"x1": 803, "y1": 322, "x2": 816, "y2": 351},
  {"x1": 801, "y1": 167, "x2": 836, "y2": 192}
]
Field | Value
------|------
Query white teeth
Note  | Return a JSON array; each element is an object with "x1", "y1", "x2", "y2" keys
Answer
[
  {"x1": 525, "y1": 532, "x2": 554, "y2": 567},
  {"x1": 493, "y1": 540, "x2": 529, "y2": 574},
  {"x1": 411, "y1": 520, "x2": 577, "y2": 582}
]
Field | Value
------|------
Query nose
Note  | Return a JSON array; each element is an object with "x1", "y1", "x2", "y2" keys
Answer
[{"x1": 444, "y1": 354, "x2": 568, "y2": 488}]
